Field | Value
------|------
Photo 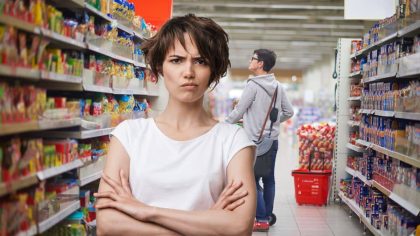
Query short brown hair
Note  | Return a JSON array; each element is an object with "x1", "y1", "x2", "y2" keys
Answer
[{"x1": 141, "y1": 14, "x2": 230, "y2": 88}]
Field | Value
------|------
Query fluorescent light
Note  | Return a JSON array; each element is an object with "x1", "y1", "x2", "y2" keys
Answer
[{"x1": 173, "y1": 2, "x2": 344, "y2": 10}]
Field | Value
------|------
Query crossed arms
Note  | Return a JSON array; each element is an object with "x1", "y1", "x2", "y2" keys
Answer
[{"x1": 96, "y1": 137, "x2": 257, "y2": 236}]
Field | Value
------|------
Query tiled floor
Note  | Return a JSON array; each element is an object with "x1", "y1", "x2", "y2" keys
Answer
[{"x1": 252, "y1": 133, "x2": 372, "y2": 236}]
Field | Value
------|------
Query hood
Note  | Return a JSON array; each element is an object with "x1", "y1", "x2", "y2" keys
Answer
[{"x1": 247, "y1": 73, "x2": 278, "y2": 95}]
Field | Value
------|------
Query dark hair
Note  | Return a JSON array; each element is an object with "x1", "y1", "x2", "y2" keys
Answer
[
  {"x1": 254, "y1": 49, "x2": 277, "y2": 72},
  {"x1": 141, "y1": 14, "x2": 230, "y2": 88}
]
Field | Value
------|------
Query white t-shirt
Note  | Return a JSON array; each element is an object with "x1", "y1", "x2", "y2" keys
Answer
[{"x1": 110, "y1": 118, "x2": 255, "y2": 211}]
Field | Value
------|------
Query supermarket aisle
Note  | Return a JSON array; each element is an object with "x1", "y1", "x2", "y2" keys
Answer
[{"x1": 253, "y1": 133, "x2": 371, "y2": 236}]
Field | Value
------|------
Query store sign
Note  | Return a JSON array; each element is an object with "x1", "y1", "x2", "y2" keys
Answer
[
  {"x1": 133, "y1": 0, "x2": 173, "y2": 29},
  {"x1": 345, "y1": 0, "x2": 396, "y2": 20}
]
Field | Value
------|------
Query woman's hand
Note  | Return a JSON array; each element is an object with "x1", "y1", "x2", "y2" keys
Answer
[
  {"x1": 95, "y1": 170, "x2": 154, "y2": 221},
  {"x1": 211, "y1": 180, "x2": 248, "y2": 211}
]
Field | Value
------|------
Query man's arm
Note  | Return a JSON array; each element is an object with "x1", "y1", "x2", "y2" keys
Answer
[
  {"x1": 278, "y1": 85, "x2": 294, "y2": 123},
  {"x1": 96, "y1": 137, "x2": 181, "y2": 236},
  {"x1": 225, "y1": 83, "x2": 257, "y2": 124}
]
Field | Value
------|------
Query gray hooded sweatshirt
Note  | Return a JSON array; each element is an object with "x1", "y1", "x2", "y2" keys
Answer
[{"x1": 226, "y1": 73, "x2": 294, "y2": 142}]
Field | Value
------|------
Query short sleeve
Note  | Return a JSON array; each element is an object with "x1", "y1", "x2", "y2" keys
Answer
[
  {"x1": 110, "y1": 120, "x2": 132, "y2": 158},
  {"x1": 226, "y1": 127, "x2": 256, "y2": 165}
]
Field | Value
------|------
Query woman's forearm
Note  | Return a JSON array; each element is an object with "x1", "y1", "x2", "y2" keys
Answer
[
  {"x1": 146, "y1": 207, "x2": 254, "y2": 236},
  {"x1": 97, "y1": 208, "x2": 182, "y2": 236}
]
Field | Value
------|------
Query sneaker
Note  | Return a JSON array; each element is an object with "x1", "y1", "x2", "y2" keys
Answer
[{"x1": 253, "y1": 221, "x2": 269, "y2": 232}]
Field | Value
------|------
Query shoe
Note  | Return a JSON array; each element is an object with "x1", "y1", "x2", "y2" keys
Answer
[
  {"x1": 253, "y1": 221, "x2": 269, "y2": 232},
  {"x1": 269, "y1": 213, "x2": 277, "y2": 226}
]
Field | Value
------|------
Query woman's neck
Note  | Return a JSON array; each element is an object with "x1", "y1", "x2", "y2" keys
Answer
[{"x1": 157, "y1": 97, "x2": 214, "y2": 129}]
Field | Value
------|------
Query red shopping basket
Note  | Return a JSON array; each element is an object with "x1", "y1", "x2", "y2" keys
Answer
[{"x1": 291, "y1": 169, "x2": 332, "y2": 206}]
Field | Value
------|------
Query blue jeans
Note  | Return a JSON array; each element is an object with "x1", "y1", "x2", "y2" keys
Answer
[{"x1": 255, "y1": 140, "x2": 278, "y2": 222}]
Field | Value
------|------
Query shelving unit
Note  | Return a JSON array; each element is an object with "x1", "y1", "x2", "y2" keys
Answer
[
  {"x1": 337, "y1": 17, "x2": 420, "y2": 236},
  {"x1": 38, "y1": 200, "x2": 81, "y2": 233},
  {"x1": 0, "y1": 1, "x2": 162, "y2": 234},
  {"x1": 338, "y1": 192, "x2": 383, "y2": 236}
]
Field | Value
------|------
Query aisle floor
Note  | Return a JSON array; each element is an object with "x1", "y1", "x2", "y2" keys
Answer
[{"x1": 252, "y1": 133, "x2": 372, "y2": 236}]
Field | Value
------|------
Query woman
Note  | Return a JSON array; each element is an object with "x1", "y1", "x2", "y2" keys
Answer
[{"x1": 94, "y1": 14, "x2": 257, "y2": 236}]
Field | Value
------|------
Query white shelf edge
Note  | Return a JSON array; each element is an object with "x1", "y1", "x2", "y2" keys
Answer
[
  {"x1": 87, "y1": 43, "x2": 135, "y2": 65},
  {"x1": 363, "y1": 71, "x2": 397, "y2": 84},
  {"x1": 348, "y1": 71, "x2": 362, "y2": 77},
  {"x1": 38, "y1": 118, "x2": 81, "y2": 130},
  {"x1": 345, "y1": 167, "x2": 372, "y2": 186},
  {"x1": 398, "y1": 21, "x2": 420, "y2": 37},
  {"x1": 0, "y1": 174, "x2": 38, "y2": 197},
  {"x1": 41, "y1": 71, "x2": 83, "y2": 84},
  {"x1": 80, "y1": 127, "x2": 114, "y2": 139},
  {"x1": 394, "y1": 112, "x2": 420, "y2": 121},
  {"x1": 38, "y1": 200, "x2": 80, "y2": 233},
  {"x1": 347, "y1": 121, "x2": 360, "y2": 127},
  {"x1": 0, "y1": 15, "x2": 41, "y2": 34},
  {"x1": 40, "y1": 28, "x2": 86, "y2": 49},
  {"x1": 346, "y1": 143, "x2": 364, "y2": 153},
  {"x1": 338, "y1": 192, "x2": 383, "y2": 236},
  {"x1": 85, "y1": 3, "x2": 113, "y2": 22},
  {"x1": 79, "y1": 170, "x2": 103, "y2": 186},
  {"x1": 37, "y1": 159, "x2": 83, "y2": 180},
  {"x1": 0, "y1": 64, "x2": 40, "y2": 80},
  {"x1": 348, "y1": 96, "x2": 361, "y2": 101},
  {"x1": 42, "y1": 127, "x2": 114, "y2": 139},
  {"x1": 83, "y1": 84, "x2": 114, "y2": 93},
  {"x1": 389, "y1": 192, "x2": 420, "y2": 216}
]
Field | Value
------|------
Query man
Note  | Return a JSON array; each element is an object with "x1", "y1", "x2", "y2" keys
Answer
[{"x1": 226, "y1": 49, "x2": 294, "y2": 232}]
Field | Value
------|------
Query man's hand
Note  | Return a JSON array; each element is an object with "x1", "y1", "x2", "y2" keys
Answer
[{"x1": 211, "y1": 180, "x2": 248, "y2": 211}]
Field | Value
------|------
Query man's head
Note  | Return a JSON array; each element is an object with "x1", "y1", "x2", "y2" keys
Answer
[{"x1": 248, "y1": 49, "x2": 277, "y2": 75}]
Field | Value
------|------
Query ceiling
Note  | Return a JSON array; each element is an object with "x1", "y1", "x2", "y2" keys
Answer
[{"x1": 172, "y1": 0, "x2": 373, "y2": 71}]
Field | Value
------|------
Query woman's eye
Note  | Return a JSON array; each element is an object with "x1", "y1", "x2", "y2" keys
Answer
[
  {"x1": 170, "y1": 59, "x2": 181, "y2": 64},
  {"x1": 195, "y1": 59, "x2": 206, "y2": 65}
]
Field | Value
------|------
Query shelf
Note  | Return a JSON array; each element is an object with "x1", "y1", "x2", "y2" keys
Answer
[
  {"x1": 347, "y1": 120, "x2": 361, "y2": 127},
  {"x1": 348, "y1": 71, "x2": 362, "y2": 77},
  {"x1": 78, "y1": 156, "x2": 106, "y2": 186},
  {"x1": 83, "y1": 84, "x2": 113, "y2": 93},
  {"x1": 38, "y1": 118, "x2": 82, "y2": 130},
  {"x1": 0, "y1": 121, "x2": 39, "y2": 136},
  {"x1": 0, "y1": 15, "x2": 41, "y2": 34},
  {"x1": 356, "y1": 139, "x2": 372, "y2": 148},
  {"x1": 338, "y1": 192, "x2": 383, "y2": 236},
  {"x1": 398, "y1": 20, "x2": 420, "y2": 37},
  {"x1": 37, "y1": 159, "x2": 84, "y2": 181},
  {"x1": 347, "y1": 96, "x2": 361, "y2": 101},
  {"x1": 116, "y1": 22, "x2": 134, "y2": 35},
  {"x1": 87, "y1": 43, "x2": 136, "y2": 65},
  {"x1": 49, "y1": 0, "x2": 85, "y2": 9},
  {"x1": 0, "y1": 64, "x2": 40, "y2": 80},
  {"x1": 371, "y1": 143, "x2": 420, "y2": 169},
  {"x1": 0, "y1": 174, "x2": 38, "y2": 197},
  {"x1": 85, "y1": 3, "x2": 114, "y2": 22},
  {"x1": 359, "y1": 109, "x2": 420, "y2": 121},
  {"x1": 16, "y1": 225, "x2": 37, "y2": 236},
  {"x1": 44, "y1": 127, "x2": 114, "y2": 139},
  {"x1": 40, "y1": 28, "x2": 86, "y2": 49},
  {"x1": 346, "y1": 143, "x2": 364, "y2": 153},
  {"x1": 372, "y1": 181, "x2": 420, "y2": 216},
  {"x1": 357, "y1": 139, "x2": 419, "y2": 168},
  {"x1": 38, "y1": 200, "x2": 81, "y2": 233},
  {"x1": 397, "y1": 53, "x2": 420, "y2": 78},
  {"x1": 349, "y1": 53, "x2": 357, "y2": 59},
  {"x1": 113, "y1": 87, "x2": 148, "y2": 95},
  {"x1": 345, "y1": 167, "x2": 372, "y2": 186},
  {"x1": 353, "y1": 32, "x2": 398, "y2": 58},
  {"x1": 40, "y1": 71, "x2": 83, "y2": 84},
  {"x1": 362, "y1": 71, "x2": 397, "y2": 84}
]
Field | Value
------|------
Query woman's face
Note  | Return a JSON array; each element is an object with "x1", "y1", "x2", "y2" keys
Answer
[{"x1": 162, "y1": 33, "x2": 211, "y2": 104}]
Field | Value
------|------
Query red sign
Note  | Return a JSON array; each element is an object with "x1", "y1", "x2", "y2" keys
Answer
[{"x1": 133, "y1": 0, "x2": 173, "y2": 30}]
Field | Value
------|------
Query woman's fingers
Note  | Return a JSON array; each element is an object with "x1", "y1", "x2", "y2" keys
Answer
[
  {"x1": 225, "y1": 199, "x2": 245, "y2": 211},
  {"x1": 120, "y1": 169, "x2": 132, "y2": 195},
  {"x1": 94, "y1": 191, "x2": 119, "y2": 201},
  {"x1": 224, "y1": 181, "x2": 243, "y2": 198},
  {"x1": 102, "y1": 174, "x2": 124, "y2": 194},
  {"x1": 222, "y1": 190, "x2": 248, "y2": 210}
]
